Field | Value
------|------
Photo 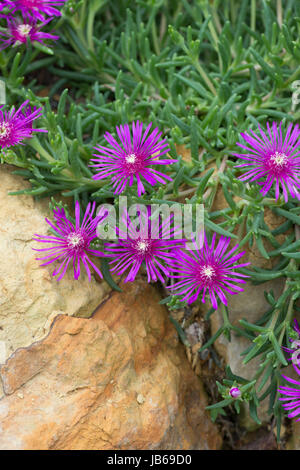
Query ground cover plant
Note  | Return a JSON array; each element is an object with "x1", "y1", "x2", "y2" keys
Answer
[{"x1": 1, "y1": 0, "x2": 300, "y2": 447}]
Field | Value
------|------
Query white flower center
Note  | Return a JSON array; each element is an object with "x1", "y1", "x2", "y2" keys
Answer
[
  {"x1": 0, "y1": 123, "x2": 10, "y2": 138},
  {"x1": 126, "y1": 153, "x2": 136, "y2": 164},
  {"x1": 17, "y1": 24, "x2": 32, "y2": 37},
  {"x1": 136, "y1": 240, "x2": 149, "y2": 253},
  {"x1": 67, "y1": 233, "x2": 84, "y2": 248},
  {"x1": 201, "y1": 265, "x2": 215, "y2": 279},
  {"x1": 270, "y1": 151, "x2": 288, "y2": 167}
]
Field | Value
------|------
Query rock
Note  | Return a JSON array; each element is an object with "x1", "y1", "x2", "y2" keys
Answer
[
  {"x1": 175, "y1": 144, "x2": 194, "y2": 164},
  {"x1": 210, "y1": 279, "x2": 284, "y2": 376},
  {"x1": 0, "y1": 280, "x2": 221, "y2": 450},
  {"x1": 287, "y1": 421, "x2": 300, "y2": 449},
  {"x1": 210, "y1": 275, "x2": 284, "y2": 430},
  {"x1": 209, "y1": 187, "x2": 285, "y2": 428},
  {"x1": 210, "y1": 189, "x2": 285, "y2": 358},
  {"x1": 0, "y1": 165, "x2": 111, "y2": 368}
]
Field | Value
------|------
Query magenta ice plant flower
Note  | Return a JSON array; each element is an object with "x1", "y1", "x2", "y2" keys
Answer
[
  {"x1": 278, "y1": 371, "x2": 300, "y2": 422},
  {"x1": 33, "y1": 201, "x2": 108, "y2": 281},
  {"x1": 0, "y1": 100, "x2": 46, "y2": 150},
  {"x1": 0, "y1": 14, "x2": 59, "y2": 49},
  {"x1": 90, "y1": 121, "x2": 176, "y2": 196},
  {"x1": 0, "y1": 0, "x2": 12, "y2": 10},
  {"x1": 234, "y1": 122, "x2": 300, "y2": 202},
  {"x1": 168, "y1": 232, "x2": 250, "y2": 309},
  {"x1": 104, "y1": 208, "x2": 184, "y2": 283},
  {"x1": 0, "y1": 0, "x2": 67, "y2": 20},
  {"x1": 277, "y1": 319, "x2": 300, "y2": 421}
]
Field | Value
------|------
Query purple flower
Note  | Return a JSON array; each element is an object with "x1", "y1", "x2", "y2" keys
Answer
[
  {"x1": 0, "y1": 100, "x2": 46, "y2": 150},
  {"x1": 278, "y1": 320, "x2": 300, "y2": 421},
  {"x1": 234, "y1": 122, "x2": 300, "y2": 202},
  {"x1": 1, "y1": 1, "x2": 67, "y2": 21},
  {"x1": 90, "y1": 121, "x2": 176, "y2": 196},
  {"x1": 104, "y1": 208, "x2": 184, "y2": 283},
  {"x1": 229, "y1": 387, "x2": 241, "y2": 398},
  {"x1": 168, "y1": 232, "x2": 250, "y2": 309},
  {"x1": 0, "y1": 14, "x2": 59, "y2": 49},
  {"x1": 33, "y1": 201, "x2": 107, "y2": 281},
  {"x1": 278, "y1": 372, "x2": 300, "y2": 422},
  {"x1": 0, "y1": 0, "x2": 12, "y2": 10}
]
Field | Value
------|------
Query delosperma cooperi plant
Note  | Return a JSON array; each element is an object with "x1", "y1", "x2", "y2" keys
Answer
[{"x1": 2, "y1": 0, "x2": 300, "y2": 444}]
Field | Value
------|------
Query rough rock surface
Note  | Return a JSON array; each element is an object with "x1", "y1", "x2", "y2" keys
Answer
[
  {"x1": 287, "y1": 421, "x2": 300, "y2": 450},
  {"x1": 0, "y1": 165, "x2": 110, "y2": 367},
  {"x1": 209, "y1": 187, "x2": 285, "y2": 427},
  {"x1": 210, "y1": 188, "x2": 285, "y2": 364},
  {"x1": 0, "y1": 280, "x2": 221, "y2": 450}
]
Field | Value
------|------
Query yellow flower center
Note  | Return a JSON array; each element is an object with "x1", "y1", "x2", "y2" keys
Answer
[
  {"x1": 270, "y1": 151, "x2": 288, "y2": 167},
  {"x1": 126, "y1": 153, "x2": 136, "y2": 164},
  {"x1": 67, "y1": 233, "x2": 84, "y2": 248},
  {"x1": 136, "y1": 240, "x2": 149, "y2": 253},
  {"x1": 201, "y1": 265, "x2": 215, "y2": 279},
  {"x1": 0, "y1": 123, "x2": 10, "y2": 138},
  {"x1": 17, "y1": 24, "x2": 32, "y2": 37}
]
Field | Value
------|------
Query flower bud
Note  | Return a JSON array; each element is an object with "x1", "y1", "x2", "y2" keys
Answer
[{"x1": 229, "y1": 387, "x2": 241, "y2": 398}]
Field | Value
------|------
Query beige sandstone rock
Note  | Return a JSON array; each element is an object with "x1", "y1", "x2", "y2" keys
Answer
[
  {"x1": 0, "y1": 280, "x2": 221, "y2": 450},
  {"x1": 175, "y1": 144, "x2": 193, "y2": 164},
  {"x1": 0, "y1": 165, "x2": 111, "y2": 369},
  {"x1": 287, "y1": 421, "x2": 300, "y2": 449},
  {"x1": 210, "y1": 188, "x2": 285, "y2": 358},
  {"x1": 209, "y1": 188, "x2": 285, "y2": 428}
]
